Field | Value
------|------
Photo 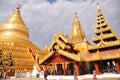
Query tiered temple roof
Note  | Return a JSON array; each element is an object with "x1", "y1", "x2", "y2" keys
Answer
[
  {"x1": 88, "y1": 3, "x2": 120, "y2": 60},
  {"x1": 89, "y1": 3, "x2": 120, "y2": 50}
]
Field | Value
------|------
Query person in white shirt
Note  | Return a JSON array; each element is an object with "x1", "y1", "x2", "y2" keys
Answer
[{"x1": 40, "y1": 70, "x2": 44, "y2": 80}]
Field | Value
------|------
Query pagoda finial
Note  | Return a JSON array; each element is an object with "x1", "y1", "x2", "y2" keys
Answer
[
  {"x1": 16, "y1": 4, "x2": 20, "y2": 9},
  {"x1": 97, "y1": 2, "x2": 100, "y2": 10},
  {"x1": 74, "y1": 12, "x2": 79, "y2": 22},
  {"x1": 16, "y1": 0, "x2": 21, "y2": 9},
  {"x1": 14, "y1": 1, "x2": 21, "y2": 15},
  {"x1": 74, "y1": 12, "x2": 77, "y2": 16}
]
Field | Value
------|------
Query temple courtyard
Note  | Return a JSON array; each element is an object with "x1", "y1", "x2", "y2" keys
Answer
[{"x1": 6, "y1": 73, "x2": 120, "y2": 80}]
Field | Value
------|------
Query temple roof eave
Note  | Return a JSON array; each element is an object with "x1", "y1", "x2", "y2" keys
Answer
[
  {"x1": 39, "y1": 51, "x2": 54, "y2": 65},
  {"x1": 88, "y1": 40, "x2": 120, "y2": 50},
  {"x1": 58, "y1": 49, "x2": 80, "y2": 62},
  {"x1": 39, "y1": 49, "x2": 81, "y2": 65}
]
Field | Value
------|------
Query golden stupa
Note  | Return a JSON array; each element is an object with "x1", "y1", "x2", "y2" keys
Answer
[{"x1": 0, "y1": 5, "x2": 40, "y2": 73}]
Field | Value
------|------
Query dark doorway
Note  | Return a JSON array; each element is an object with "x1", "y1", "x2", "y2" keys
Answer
[
  {"x1": 56, "y1": 63, "x2": 63, "y2": 75},
  {"x1": 66, "y1": 63, "x2": 74, "y2": 75}
]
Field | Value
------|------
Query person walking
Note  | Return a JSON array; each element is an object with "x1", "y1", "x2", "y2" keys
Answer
[
  {"x1": 40, "y1": 70, "x2": 44, "y2": 80},
  {"x1": 44, "y1": 71, "x2": 47, "y2": 80}
]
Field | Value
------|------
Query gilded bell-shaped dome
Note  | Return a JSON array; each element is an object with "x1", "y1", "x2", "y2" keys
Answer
[
  {"x1": 0, "y1": 5, "x2": 29, "y2": 40},
  {"x1": 0, "y1": 5, "x2": 40, "y2": 72}
]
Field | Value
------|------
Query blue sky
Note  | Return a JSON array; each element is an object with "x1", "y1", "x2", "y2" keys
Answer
[{"x1": 0, "y1": 0, "x2": 120, "y2": 49}]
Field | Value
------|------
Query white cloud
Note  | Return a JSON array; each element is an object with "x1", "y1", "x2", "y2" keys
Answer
[{"x1": 0, "y1": 0, "x2": 120, "y2": 49}]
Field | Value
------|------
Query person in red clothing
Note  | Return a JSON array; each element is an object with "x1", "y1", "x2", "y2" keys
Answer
[{"x1": 93, "y1": 70, "x2": 97, "y2": 79}]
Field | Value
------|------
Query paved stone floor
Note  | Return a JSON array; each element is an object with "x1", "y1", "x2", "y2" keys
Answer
[
  {"x1": 3, "y1": 74, "x2": 120, "y2": 80},
  {"x1": 4, "y1": 77, "x2": 120, "y2": 80},
  {"x1": 83, "y1": 78, "x2": 120, "y2": 80}
]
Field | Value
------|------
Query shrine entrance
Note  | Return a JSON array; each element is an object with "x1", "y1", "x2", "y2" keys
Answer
[
  {"x1": 66, "y1": 63, "x2": 74, "y2": 75},
  {"x1": 93, "y1": 59, "x2": 117, "y2": 74},
  {"x1": 101, "y1": 59, "x2": 116, "y2": 73},
  {"x1": 56, "y1": 63, "x2": 63, "y2": 75}
]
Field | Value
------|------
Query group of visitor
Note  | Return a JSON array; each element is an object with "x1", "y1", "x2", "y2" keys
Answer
[{"x1": 0, "y1": 72, "x2": 9, "y2": 79}]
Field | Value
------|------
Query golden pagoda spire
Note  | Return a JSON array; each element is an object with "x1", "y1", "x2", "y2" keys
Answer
[
  {"x1": 0, "y1": 4, "x2": 29, "y2": 40},
  {"x1": 71, "y1": 12, "x2": 85, "y2": 43},
  {"x1": 92, "y1": 2, "x2": 118, "y2": 48}
]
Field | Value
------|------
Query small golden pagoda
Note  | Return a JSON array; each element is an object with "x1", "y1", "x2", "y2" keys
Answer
[
  {"x1": 0, "y1": 5, "x2": 40, "y2": 74},
  {"x1": 71, "y1": 12, "x2": 90, "y2": 54},
  {"x1": 71, "y1": 12, "x2": 85, "y2": 43}
]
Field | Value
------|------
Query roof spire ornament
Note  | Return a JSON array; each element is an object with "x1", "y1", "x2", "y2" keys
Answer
[
  {"x1": 16, "y1": 0, "x2": 21, "y2": 10},
  {"x1": 96, "y1": 1, "x2": 100, "y2": 10},
  {"x1": 16, "y1": 4, "x2": 20, "y2": 9},
  {"x1": 74, "y1": 12, "x2": 79, "y2": 23},
  {"x1": 71, "y1": 12, "x2": 86, "y2": 43},
  {"x1": 97, "y1": 2, "x2": 100, "y2": 10},
  {"x1": 74, "y1": 12, "x2": 77, "y2": 17}
]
